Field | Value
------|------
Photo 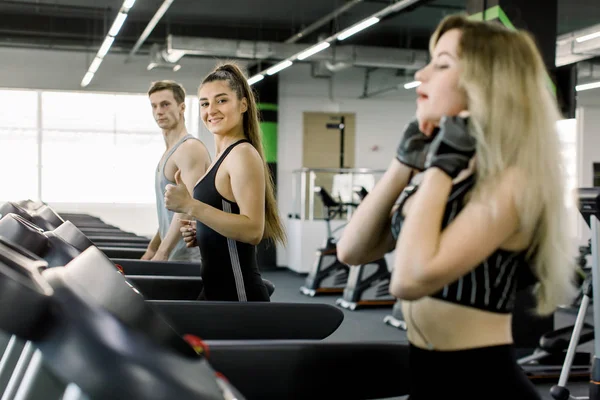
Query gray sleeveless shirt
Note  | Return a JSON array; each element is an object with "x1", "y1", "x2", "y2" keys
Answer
[{"x1": 154, "y1": 134, "x2": 202, "y2": 262}]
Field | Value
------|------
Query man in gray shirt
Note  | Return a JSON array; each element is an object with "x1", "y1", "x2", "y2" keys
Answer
[{"x1": 142, "y1": 80, "x2": 211, "y2": 262}]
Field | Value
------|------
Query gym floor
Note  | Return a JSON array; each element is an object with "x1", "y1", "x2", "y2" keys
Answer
[{"x1": 261, "y1": 268, "x2": 591, "y2": 400}]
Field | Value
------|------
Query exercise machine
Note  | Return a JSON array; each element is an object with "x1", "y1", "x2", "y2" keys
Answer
[
  {"x1": 335, "y1": 257, "x2": 395, "y2": 310},
  {"x1": 383, "y1": 300, "x2": 408, "y2": 331},
  {"x1": 547, "y1": 188, "x2": 600, "y2": 399},
  {"x1": 300, "y1": 186, "x2": 354, "y2": 296},
  {"x1": 517, "y1": 213, "x2": 597, "y2": 384},
  {"x1": 1, "y1": 201, "x2": 149, "y2": 258},
  {"x1": 0, "y1": 236, "x2": 413, "y2": 400},
  {"x1": 0, "y1": 212, "x2": 345, "y2": 341},
  {"x1": 334, "y1": 187, "x2": 395, "y2": 310},
  {"x1": 517, "y1": 244, "x2": 593, "y2": 382},
  {"x1": 0, "y1": 237, "x2": 244, "y2": 400}
]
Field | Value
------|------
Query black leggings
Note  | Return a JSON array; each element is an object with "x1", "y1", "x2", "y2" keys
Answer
[
  {"x1": 196, "y1": 278, "x2": 270, "y2": 302},
  {"x1": 407, "y1": 343, "x2": 541, "y2": 400}
]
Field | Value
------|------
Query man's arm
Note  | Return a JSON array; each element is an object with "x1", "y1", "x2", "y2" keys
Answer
[
  {"x1": 152, "y1": 140, "x2": 211, "y2": 260},
  {"x1": 142, "y1": 230, "x2": 161, "y2": 260}
]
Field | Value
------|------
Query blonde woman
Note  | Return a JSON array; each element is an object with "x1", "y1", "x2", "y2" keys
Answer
[{"x1": 338, "y1": 14, "x2": 576, "y2": 399}]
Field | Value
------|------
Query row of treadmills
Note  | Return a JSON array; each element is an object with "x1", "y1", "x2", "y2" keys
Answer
[
  {"x1": 3, "y1": 190, "x2": 600, "y2": 400},
  {"x1": 0, "y1": 200, "x2": 410, "y2": 400}
]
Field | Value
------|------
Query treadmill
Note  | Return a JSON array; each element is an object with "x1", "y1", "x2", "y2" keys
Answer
[
  {"x1": 2, "y1": 201, "x2": 149, "y2": 258},
  {"x1": 2, "y1": 202, "x2": 220, "y2": 295},
  {"x1": 0, "y1": 214, "x2": 344, "y2": 342},
  {"x1": 0, "y1": 238, "x2": 410, "y2": 400}
]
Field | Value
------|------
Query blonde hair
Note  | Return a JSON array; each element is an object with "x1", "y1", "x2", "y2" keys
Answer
[
  {"x1": 200, "y1": 62, "x2": 287, "y2": 246},
  {"x1": 431, "y1": 15, "x2": 577, "y2": 315}
]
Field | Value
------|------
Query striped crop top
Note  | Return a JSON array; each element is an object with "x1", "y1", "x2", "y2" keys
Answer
[{"x1": 391, "y1": 173, "x2": 533, "y2": 314}]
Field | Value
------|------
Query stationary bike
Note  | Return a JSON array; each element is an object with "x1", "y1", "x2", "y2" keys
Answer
[
  {"x1": 545, "y1": 188, "x2": 600, "y2": 400},
  {"x1": 336, "y1": 187, "x2": 396, "y2": 311},
  {"x1": 513, "y1": 241, "x2": 593, "y2": 383},
  {"x1": 300, "y1": 186, "x2": 356, "y2": 297}
]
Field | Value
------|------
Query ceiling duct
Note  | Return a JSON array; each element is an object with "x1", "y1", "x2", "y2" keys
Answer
[
  {"x1": 556, "y1": 22, "x2": 600, "y2": 67},
  {"x1": 165, "y1": 34, "x2": 429, "y2": 71},
  {"x1": 147, "y1": 43, "x2": 181, "y2": 71}
]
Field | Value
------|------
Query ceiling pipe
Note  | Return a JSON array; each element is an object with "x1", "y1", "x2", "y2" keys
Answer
[
  {"x1": 284, "y1": 0, "x2": 364, "y2": 44},
  {"x1": 125, "y1": 0, "x2": 174, "y2": 62}
]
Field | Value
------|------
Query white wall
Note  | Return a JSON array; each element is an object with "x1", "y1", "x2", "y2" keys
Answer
[
  {"x1": 575, "y1": 91, "x2": 600, "y2": 244},
  {"x1": 0, "y1": 46, "x2": 226, "y2": 96},
  {"x1": 276, "y1": 64, "x2": 419, "y2": 266},
  {"x1": 577, "y1": 92, "x2": 600, "y2": 187}
]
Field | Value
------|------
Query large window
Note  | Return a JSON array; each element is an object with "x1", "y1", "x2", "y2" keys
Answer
[
  {"x1": 557, "y1": 118, "x2": 578, "y2": 237},
  {"x1": 557, "y1": 118, "x2": 578, "y2": 201},
  {"x1": 40, "y1": 91, "x2": 165, "y2": 203},
  {"x1": 0, "y1": 90, "x2": 39, "y2": 201},
  {"x1": 0, "y1": 88, "x2": 202, "y2": 204}
]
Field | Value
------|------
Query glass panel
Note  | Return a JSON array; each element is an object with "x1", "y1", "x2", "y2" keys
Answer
[
  {"x1": 188, "y1": 96, "x2": 201, "y2": 137},
  {"x1": 111, "y1": 133, "x2": 164, "y2": 203},
  {"x1": 114, "y1": 94, "x2": 157, "y2": 133},
  {"x1": 0, "y1": 128, "x2": 38, "y2": 201},
  {"x1": 42, "y1": 92, "x2": 115, "y2": 131},
  {"x1": 0, "y1": 90, "x2": 38, "y2": 129},
  {"x1": 41, "y1": 130, "x2": 164, "y2": 204},
  {"x1": 41, "y1": 130, "x2": 115, "y2": 202}
]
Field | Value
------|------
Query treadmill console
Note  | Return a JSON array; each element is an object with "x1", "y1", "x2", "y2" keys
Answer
[{"x1": 578, "y1": 188, "x2": 600, "y2": 227}]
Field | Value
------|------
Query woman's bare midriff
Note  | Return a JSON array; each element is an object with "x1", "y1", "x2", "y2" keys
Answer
[
  {"x1": 399, "y1": 167, "x2": 531, "y2": 351},
  {"x1": 402, "y1": 297, "x2": 513, "y2": 350}
]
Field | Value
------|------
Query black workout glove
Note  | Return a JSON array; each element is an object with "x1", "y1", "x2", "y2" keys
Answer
[
  {"x1": 424, "y1": 116, "x2": 476, "y2": 179},
  {"x1": 395, "y1": 118, "x2": 437, "y2": 171}
]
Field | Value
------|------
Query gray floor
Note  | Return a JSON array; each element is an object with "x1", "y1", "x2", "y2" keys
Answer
[{"x1": 262, "y1": 268, "x2": 592, "y2": 400}]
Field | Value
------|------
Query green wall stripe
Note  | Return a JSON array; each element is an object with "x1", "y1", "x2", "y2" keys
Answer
[
  {"x1": 494, "y1": 6, "x2": 516, "y2": 31},
  {"x1": 257, "y1": 103, "x2": 278, "y2": 112},
  {"x1": 260, "y1": 122, "x2": 278, "y2": 163},
  {"x1": 467, "y1": 5, "x2": 556, "y2": 96},
  {"x1": 467, "y1": 11, "x2": 484, "y2": 21}
]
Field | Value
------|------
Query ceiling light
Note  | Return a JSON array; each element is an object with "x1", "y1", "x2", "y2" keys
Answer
[
  {"x1": 576, "y1": 81, "x2": 600, "y2": 91},
  {"x1": 297, "y1": 42, "x2": 331, "y2": 61},
  {"x1": 247, "y1": 75, "x2": 265, "y2": 85},
  {"x1": 108, "y1": 12, "x2": 128, "y2": 37},
  {"x1": 266, "y1": 61, "x2": 293, "y2": 75},
  {"x1": 338, "y1": 17, "x2": 380, "y2": 41},
  {"x1": 576, "y1": 31, "x2": 600, "y2": 43},
  {"x1": 404, "y1": 81, "x2": 421, "y2": 89},
  {"x1": 81, "y1": 72, "x2": 94, "y2": 87}
]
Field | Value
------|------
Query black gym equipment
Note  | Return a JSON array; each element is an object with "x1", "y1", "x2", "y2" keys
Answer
[
  {"x1": 546, "y1": 188, "x2": 600, "y2": 400},
  {"x1": 0, "y1": 237, "x2": 244, "y2": 400},
  {"x1": 383, "y1": 300, "x2": 408, "y2": 331},
  {"x1": 0, "y1": 236, "x2": 412, "y2": 400},
  {"x1": 517, "y1": 206, "x2": 597, "y2": 384},
  {"x1": 300, "y1": 186, "x2": 353, "y2": 296},
  {"x1": 0, "y1": 201, "x2": 149, "y2": 258},
  {"x1": 335, "y1": 187, "x2": 396, "y2": 311},
  {"x1": 0, "y1": 213, "x2": 344, "y2": 341},
  {"x1": 1, "y1": 201, "x2": 278, "y2": 300}
]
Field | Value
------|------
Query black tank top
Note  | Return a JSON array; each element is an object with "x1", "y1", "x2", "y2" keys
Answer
[
  {"x1": 193, "y1": 139, "x2": 269, "y2": 302},
  {"x1": 391, "y1": 173, "x2": 533, "y2": 314}
]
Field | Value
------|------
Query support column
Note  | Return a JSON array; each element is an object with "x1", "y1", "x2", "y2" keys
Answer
[
  {"x1": 467, "y1": 1, "x2": 575, "y2": 118},
  {"x1": 249, "y1": 65, "x2": 279, "y2": 269},
  {"x1": 467, "y1": 0, "x2": 557, "y2": 70}
]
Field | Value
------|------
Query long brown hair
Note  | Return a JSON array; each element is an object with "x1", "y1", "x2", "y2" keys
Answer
[
  {"x1": 200, "y1": 62, "x2": 287, "y2": 246},
  {"x1": 430, "y1": 15, "x2": 577, "y2": 315}
]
